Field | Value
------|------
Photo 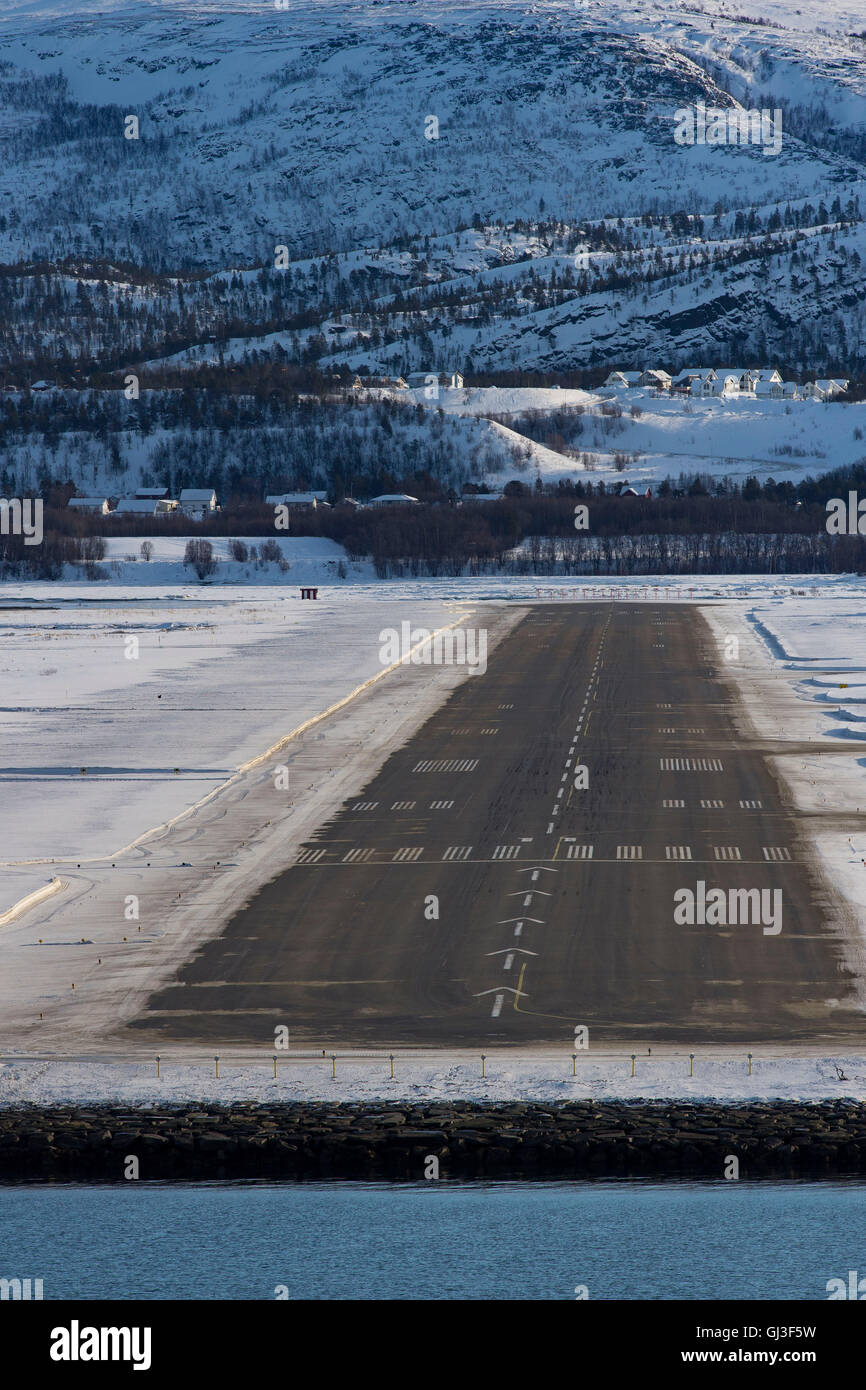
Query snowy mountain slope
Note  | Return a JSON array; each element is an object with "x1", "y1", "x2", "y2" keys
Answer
[
  {"x1": 3, "y1": 1, "x2": 866, "y2": 497},
  {"x1": 1, "y1": 0, "x2": 864, "y2": 270},
  {"x1": 0, "y1": 388, "x2": 531, "y2": 498}
]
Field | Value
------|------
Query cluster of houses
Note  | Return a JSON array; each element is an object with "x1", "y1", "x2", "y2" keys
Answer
[
  {"x1": 66, "y1": 487, "x2": 440, "y2": 518},
  {"x1": 68, "y1": 487, "x2": 219, "y2": 519},
  {"x1": 603, "y1": 367, "x2": 849, "y2": 401},
  {"x1": 351, "y1": 371, "x2": 465, "y2": 392},
  {"x1": 264, "y1": 491, "x2": 423, "y2": 510}
]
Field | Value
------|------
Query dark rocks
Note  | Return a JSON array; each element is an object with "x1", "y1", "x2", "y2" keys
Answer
[{"x1": 1, "y1": 1101, "x2": 866, "y2": 1180}]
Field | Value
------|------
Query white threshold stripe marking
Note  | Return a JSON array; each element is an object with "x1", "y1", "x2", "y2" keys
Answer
[{"x1": 296, "y1": 847, "x2": 327, "y2": 864}]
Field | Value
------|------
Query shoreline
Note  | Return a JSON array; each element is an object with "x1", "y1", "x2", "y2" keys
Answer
[{"x1": 2, "y1": 1101, "x2": 866, "y2": 1182}]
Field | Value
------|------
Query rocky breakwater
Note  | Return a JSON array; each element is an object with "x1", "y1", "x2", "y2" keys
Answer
[{"x1": 1, "y1": 1102, "x2": 866, "y2": 1180}]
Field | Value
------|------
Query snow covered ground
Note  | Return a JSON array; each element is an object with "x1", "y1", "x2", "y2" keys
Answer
[
  {"x1": 90, "y1": 534, "x2": 375, "y2": 586},
  {"x1": 3, "y1": 1051, "x2": 866, "y2": 1106},
  {"x1": 702, "y1": 592, "x2": 866, "y2": 971},
  {"x1": 0, "y1": 565, "x2": 464, "y2": 911},
  {"x1": 418, "y1": 384, "x2": 866, "y2": 488}
]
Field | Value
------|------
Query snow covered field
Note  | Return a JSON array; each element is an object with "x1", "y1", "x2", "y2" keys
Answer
[
  {"x1": 418, "y1": 384, "x2": 866, "y2": 488},
  {"x1": 0, "y1": 564, "x2": 463, "y2": 912},
  {"x1": 1, "y1": 569, "x2": 866, "y2": 1103},
  {"x1": 702, "y1": 591, "x2": 866, "y2": 975},
  {"x1": 3, "y1": 1051, "x2": 866, "y2": 1107}
]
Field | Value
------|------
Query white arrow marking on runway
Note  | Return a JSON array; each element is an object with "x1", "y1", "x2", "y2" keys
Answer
[
  {"x1": 517, "y1": 866, "x2": 557, "y2": 874},
  {"x1": 486, "y1": 948, "x2": 538, "y2": 956},
  {"x1": 475, "y1": 986, "x2": 526, "y2": 996}
]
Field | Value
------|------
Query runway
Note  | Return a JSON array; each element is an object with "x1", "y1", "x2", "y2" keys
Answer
[{"x1": 132, "y1": 604, "x2": 866, "y2": 1047}]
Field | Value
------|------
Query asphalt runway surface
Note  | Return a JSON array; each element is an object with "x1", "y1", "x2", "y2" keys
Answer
[{"x1": 133, "y1": 604, "x2": 866, "y2": 1047}]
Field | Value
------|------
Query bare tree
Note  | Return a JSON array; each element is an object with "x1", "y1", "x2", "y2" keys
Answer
[{"x1": 183, "y1": 538, "x2": 217, "y2": 581}]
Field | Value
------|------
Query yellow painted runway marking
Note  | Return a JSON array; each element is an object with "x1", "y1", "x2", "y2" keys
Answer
[{"x1": 513, "y1": 961, "x2": 528, "y2": 1011}]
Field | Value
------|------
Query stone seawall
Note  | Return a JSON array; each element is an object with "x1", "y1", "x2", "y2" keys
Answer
[{"x1": 2, "y1": 1102, "x2": 866, "y2": 1180}]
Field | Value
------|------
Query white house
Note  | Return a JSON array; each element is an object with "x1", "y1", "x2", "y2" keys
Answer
[
  {"x1": 671, "y1": 368, "x2": 711, "y2": 392},
  {"x1": 638, "y1": 369, "x2": 672, "y2": 391},
  {"x1": 713, "y1": 374, "x2": 743, "y2": 396},
  {"x1": 754, "y1": 380, "x2": 784, "y2": 400},
  {"x1": 814, "y1": 379, "x2": 849, "y2": 398},
  {"x1": 712, "y1": 367, "x2": 758, "y2": 392},
  {"x1": 265, "y1": 492, "x2": 329, "y2": 510},
  {"x1": 753, "y1": 368, "x2": 783, "y2": 384},
  {"x1": 692, "y1": 373, "x2": 738, "y2": 397},
  {"x1": 802, "y1": 382, "x2": 827, "y2": 400},
  {"x1": 68, "y1": 496, "x2": 112, "y2": 514},
  {"x1": 179, "y1": 488, "x2": 218, "y2": 520},
  {"x1": 135, "y1": 487, "x2": 169, "y2": 500},
  {"x1": 603, "y1": 371, "x2": 642, "y2": 388},
  {"x1": 406, "y1": 371, "x2": 464, "y2": 390},
  {"x1": 368, "y1": 493, "x2": 420, "y2": 507},
  {"x1": 782, "y1": 381, "x2": 800, "y2": 399}
]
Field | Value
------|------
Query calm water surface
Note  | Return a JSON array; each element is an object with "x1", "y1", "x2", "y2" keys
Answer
[{"x1": 2, "y1": 1179, "x2": 865, "y2": 1299}]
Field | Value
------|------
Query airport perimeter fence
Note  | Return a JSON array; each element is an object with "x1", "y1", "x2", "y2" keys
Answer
[{"x1": 1, "y1": 1047, "x2": 860, "y2": 1085}]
